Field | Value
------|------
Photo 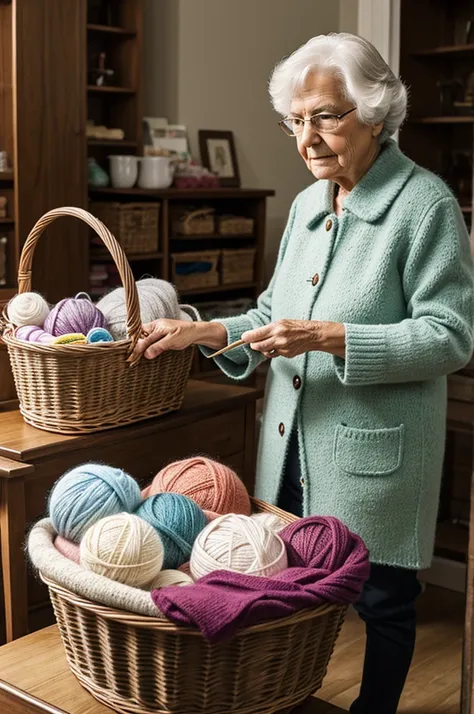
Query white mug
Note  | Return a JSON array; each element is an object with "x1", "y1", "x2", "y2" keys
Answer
[
  {"x1": 108, "y1": 155, "x2": 139, "y2": 188},
  {"x1": 138, "y1": 156, "x2": 174, "y2": 189}
]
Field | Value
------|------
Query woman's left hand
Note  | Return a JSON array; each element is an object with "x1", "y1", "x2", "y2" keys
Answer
[{"x1": 241, "y1": 319, "x2": 346, "y2": 359}]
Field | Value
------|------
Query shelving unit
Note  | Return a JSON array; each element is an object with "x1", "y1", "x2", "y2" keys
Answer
[{"x1": 399, "y1": 0, "x2": 474, "y2": 565}]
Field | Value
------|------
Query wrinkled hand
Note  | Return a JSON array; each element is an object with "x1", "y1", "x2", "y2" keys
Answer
[
  {"x1": 241, "y1": 319, "x2": 346, "y2": 359},
  {"x1": 131, "y1": 319, "x2": 196, "y2": 361}
]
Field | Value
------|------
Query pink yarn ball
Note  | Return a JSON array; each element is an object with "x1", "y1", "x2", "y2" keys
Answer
[
  {"x1": 142, "y1": 457, "x2": 251, "y2": 520},
  {"x1": 15, "y1": 325, "x2": 54, "y2": 344},
  {"x1": 44, "y1": 297, "x2": 107, "y2": 337},
  {"x1": 54, "y1": 534, "x2": 81, "y2": 564}
]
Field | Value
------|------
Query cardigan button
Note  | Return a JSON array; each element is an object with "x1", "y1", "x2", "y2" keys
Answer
[
  {"x1": 325, "y1": 219, "x2": 333, "y2": 231},
  {"x1": 293, "y1": 375, "x2": 302, "y2": 390},
  {"x1": 312, "y1": 273, "x2": 319, "y2": 286},
  {"x1": 278, "y1": 422, "x2": 285, "y2": 436},
  {"x1": 300, "y1": 478, "x2": 305, "y2": 486}
]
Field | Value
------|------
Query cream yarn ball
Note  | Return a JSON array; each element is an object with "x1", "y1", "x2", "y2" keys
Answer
[
  {"x1": 190, "y1": 514, "x2": 288, "y2": 580},
  {"x1": 96, "y1": 278, "x2": 181, "y2": 341},
  {"x1": 80, "y1": 513, "x2": 164, "y2": 588},
  {"x1": 8, "y1": 292, "x2": 50, "y2": 327},
  {"x1": 147, "y1": 569, "x2": 194, "y2": 590},
  {"x1": 251, "y1": 512, "x2": 286, "y2": 533}
]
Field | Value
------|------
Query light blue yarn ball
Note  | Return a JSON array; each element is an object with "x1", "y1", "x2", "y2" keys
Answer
[
  {"x1": 49, "y1": 463, "x2": 142, "y2": 543},
  {"x1": 87, "y1": 327, "x2": 114, "y2": 343},
  {"x1": 135, "y1": 492, "x2": 207, "y2": 569}
]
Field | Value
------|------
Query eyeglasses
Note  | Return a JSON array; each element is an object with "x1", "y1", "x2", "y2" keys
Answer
[{"x1": 279, "y1": 107, "x2": 357, "y2": 137}]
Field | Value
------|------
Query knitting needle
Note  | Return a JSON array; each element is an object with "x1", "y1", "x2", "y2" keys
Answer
[{"x1": 206, "y1": 338, "x2": 246, "y2": 358}]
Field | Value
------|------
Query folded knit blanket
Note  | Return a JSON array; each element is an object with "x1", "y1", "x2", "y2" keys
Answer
[{"x1": 152, "y1": 516, "x2": 370, "y2": 642}]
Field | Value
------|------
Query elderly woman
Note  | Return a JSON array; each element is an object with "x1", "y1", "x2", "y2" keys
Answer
[{"x1": 135, "y1": 34, "x2": 474, "y2": 713}]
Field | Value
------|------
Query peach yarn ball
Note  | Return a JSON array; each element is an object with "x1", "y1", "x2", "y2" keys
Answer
[
  {"x1": 54, "y1": 535, "x2": 81, "y2": 564},
  {"x1": 143, "y1": 457, "x2": 251, "y2": 520}
]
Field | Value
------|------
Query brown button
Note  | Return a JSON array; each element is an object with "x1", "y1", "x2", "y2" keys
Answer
[
  {"x1": 300, "y1": 478, "x2": 305, "y2": 486},
  {"x1": 312, "y1": 273, "x2": 319, "y2": 287},
  {"x1": 325, "y1": 219, "x2": 333, "y2": 231},
  {"x1": 293, "y1": 375, "x2": 301, "y2": 390},
  {"x1": 278, "y1": 422, "x2": 285, "y2": 436}
]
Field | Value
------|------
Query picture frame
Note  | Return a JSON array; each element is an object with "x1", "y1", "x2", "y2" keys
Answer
[{"x1": 198, "y1": 130, "x2": 240, "y2": 187}]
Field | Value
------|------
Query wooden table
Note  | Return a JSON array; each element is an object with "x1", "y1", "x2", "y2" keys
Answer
[
  {"x1": 0, "y1": 625, "x2": 345, "y2": 714},
  {"x1": 0, "y1": 380, "x2": 262, "y2": 644}
]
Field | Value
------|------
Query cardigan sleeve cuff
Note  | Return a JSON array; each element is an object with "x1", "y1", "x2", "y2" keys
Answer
[
  {"x1": 333, "y1": 323, "x2": 387, "y2": 386},
  {"x1": 198, "y1": 316, "x2": 265, "y2": 380}
]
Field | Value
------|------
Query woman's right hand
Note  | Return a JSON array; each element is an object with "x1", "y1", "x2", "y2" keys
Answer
[{"x1": 132, "y1": 319, "x2": 197, "y2": 360}]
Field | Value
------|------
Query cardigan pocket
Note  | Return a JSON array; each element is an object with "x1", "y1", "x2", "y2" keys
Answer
[{"x1": 333, "y1": 423, "x2": 404, "y2": 476}]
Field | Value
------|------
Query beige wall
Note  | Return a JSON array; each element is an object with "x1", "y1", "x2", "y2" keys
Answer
[{"x1": 144, "y1": 0, "x2": 348, "y2": 275}]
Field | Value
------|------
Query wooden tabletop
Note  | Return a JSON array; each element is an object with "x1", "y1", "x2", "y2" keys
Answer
[
  {"x1": 0, "y1": 380, "x2": 263, "y2": 463},
  {"x1": 0, "y1": 626, "x2": 345, "y2": 714}
]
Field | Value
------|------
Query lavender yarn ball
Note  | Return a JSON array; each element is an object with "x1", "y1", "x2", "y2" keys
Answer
[
  {"x1": 16, "y1": 325, "x2": 54, "y2": 344},
  {"x1": 44, "y1": 297, "x2": 107, "y2": 337}
]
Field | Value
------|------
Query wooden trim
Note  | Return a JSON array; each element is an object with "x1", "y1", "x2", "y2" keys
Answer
[
  {"x1": 89, "y1": 187, "x2": 275, "y2": 199},
  {"x1": 0, "y1": 681, "x2": 68, "y2": 714},
  {"x1": 0, "y1": 476, "x2": 28, "y2": 641}
]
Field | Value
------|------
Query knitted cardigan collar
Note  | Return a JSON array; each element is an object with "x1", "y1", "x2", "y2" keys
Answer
[{"x1": 305, "y1": 139, "x2": 416, "y2": 227}]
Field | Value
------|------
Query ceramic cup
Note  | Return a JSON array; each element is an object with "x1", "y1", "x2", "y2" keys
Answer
[
  {"x1": 138, "y1": 156, "x2": 174, "y2": 189},
  {"x1": 108, "y1": 155, "x2": 138, "y2": 189}
]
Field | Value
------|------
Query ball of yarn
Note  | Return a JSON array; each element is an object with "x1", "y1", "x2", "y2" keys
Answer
[
  {"x1": 8, "y1": 292, "x2": 50, "y2": 327},
  {"x1": 54, "y1": 535, "x2": 81, "y2": 564},
  {"x1": 52, "y1": 333, "x2": 87, "y2": 344},
  {"x1": 178, "y1": 561, "x2": 192, "y2": 577},
  {"x1": 144, "y1": 457, "x2": 251, "y2": 520},
  {"x1": 15, "y1": 325, "x2": 54, "y2": 344},
  {"x1": 49, "y1": 463, "x2": 142, "y2": 543},
  {"x1": 190, "y1": 514, "x2": 288, "y2": 580},
  {"x1": 80, "y1": 513, "x2": 164, "y2": 587},
  {"x1": 251, "y1": 512, "x2": 286, "y2": 533},
  {"x1": 147, "y1": 569, "x2": 193, "y2": 590},
  {"x1": 96, "y1": 278, "x2": 181, "y2": 341},
  {"x1": 87, "y1": 327, "x2": 114, "y2": 343},
  {"x1": 44, "y1": 296, "x2": 107, "y2": 337},
  {"x1": 135, "y1": 493, "x2": 207, "y2": 569}
]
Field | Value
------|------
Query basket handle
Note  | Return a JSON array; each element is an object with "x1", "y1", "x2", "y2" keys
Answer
[
  {"x1": 17, "y1": 207, "x2": 143, "y2": 347},
  {"x1": 182, "y1": 207, "x2": 215, "y2": 225}
]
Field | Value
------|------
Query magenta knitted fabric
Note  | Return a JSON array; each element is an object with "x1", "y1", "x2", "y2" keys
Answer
[{"x1": 152, "y1": 516, "x2": 370, "y2": 642}]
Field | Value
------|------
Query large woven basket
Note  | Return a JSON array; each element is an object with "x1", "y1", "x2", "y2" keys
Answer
[
  {"x1": 34, "y1": 499, "x2": 345, "y2": 714},
  {"x1": 89, "y1": 202, "x2": 160, "y2": 255},
  {"x1": 2, "y1": 207, "x2": 193, "y2": 434}
]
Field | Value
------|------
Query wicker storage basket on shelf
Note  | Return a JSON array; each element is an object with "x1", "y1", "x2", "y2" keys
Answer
[
  {"x1": 89, "y1": 202, "x2": 160, "y2": 255},
  {"x1": 221, "y1": 248, "x2": 256, "y2": 284},
  {"x1": 218, "y1": 215, "x2": 255, "y2": 236},
  {"x1": 32, "y1": 498, "x2": 346, "y2": 714},
  {"x1": 2, "y1": 207, "x2": 193, "y2": 434},
  {"x1": 171, "y1": 250, "x2": 220, "y2": 291},
  {"x1": 172, "y1": 207, "x2": 215, "y2": 236}
]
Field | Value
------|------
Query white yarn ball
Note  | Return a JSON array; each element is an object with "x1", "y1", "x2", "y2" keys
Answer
[
  {"x1": 97, "y1": 278, "x2": 181, "y2": 341},
  {"x1": 147, "y1": 569, "x2": 194, "y2": 590},
  {"x1": 80, "y1": 513, "x2": 164, "y2": 588},
  {"x1": 179, "y1": 309, "x2": 193, "y2": 322},
  {"x1": 190, "y1": 513, "x2": 288, "y2": 580},
  {"x1": 251, "y1": 512, "x2": 286, "y2": 533},
  {"x1": 8, "y1": 292, "x2": 50, "y2": 327}
]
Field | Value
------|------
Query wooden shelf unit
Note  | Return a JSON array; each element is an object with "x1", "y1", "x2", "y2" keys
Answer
[
  {"x1": 399, "y1": 0, "x2": 474, "y2": 243},
  {"x1": 87, "y1": 23, "x2": 137, "y2": 36}
]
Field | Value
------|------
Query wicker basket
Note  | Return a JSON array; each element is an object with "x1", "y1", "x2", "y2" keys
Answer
[
  {"x1": 221, "y1": 248, "x2": 256, "y2": 284},
  {"x1": 2, "y1": 207, "x2": 193, "y2": 434},
  {"x1": 218, "y1": 215, "x2": 255, "y2": 236},
  {"x1": 172, "y1": 207, "x2": 215, "y2": 236},
  {"x1": 90, "y1": 202, "x2": 160, "y2": 254},
  {"x1": 38, "y1": 499, "x2": 346, "y2": 714},
  {"x1": 171, "y1": 250, "x2": 220, "y2": 291}
]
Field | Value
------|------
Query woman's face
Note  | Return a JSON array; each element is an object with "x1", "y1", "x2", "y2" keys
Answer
[{"x1": 289, "y1": 72, "x2": 383, "y2": 188}]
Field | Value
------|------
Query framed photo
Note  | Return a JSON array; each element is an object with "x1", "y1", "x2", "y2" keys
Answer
[{"x1": 198, "y1": 130, "x2": 240, "y2": 187}]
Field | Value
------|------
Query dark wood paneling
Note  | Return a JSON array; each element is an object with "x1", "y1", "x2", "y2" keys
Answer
[
  {"x1": 14, "y1": 0, "x2": 88, "y2": 302},
  {"x1": 0, "y1": 3, "x2": 13, "y2": 165}
]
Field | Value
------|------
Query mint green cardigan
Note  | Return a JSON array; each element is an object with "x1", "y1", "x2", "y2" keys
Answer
[{"x1": 201, "y1": 140, "x2": 474, "y2": 569}]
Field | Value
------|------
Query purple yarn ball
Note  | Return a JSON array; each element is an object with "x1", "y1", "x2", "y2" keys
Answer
[
  {"x1": 44, "y1": 298, "x2": 107, "y2": 337},
  {"x1": 15, "y1": 325, "x2": 54, "y2": 344}
]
